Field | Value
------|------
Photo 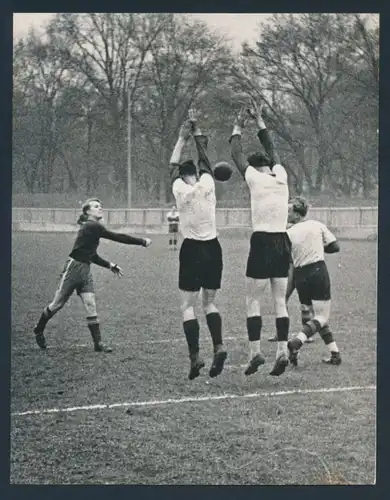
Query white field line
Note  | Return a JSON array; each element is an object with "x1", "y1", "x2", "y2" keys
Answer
[
  {"x1": 13, "y1": 335, "x2": 243, "y2": 351},
  {"x1": 12, "y1": 385, "x2": 376, "y2": 417}
]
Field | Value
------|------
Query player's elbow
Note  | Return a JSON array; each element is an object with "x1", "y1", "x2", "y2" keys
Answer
[{"x1": 324, "y1": 240, "x2": 340, "y2": 254}]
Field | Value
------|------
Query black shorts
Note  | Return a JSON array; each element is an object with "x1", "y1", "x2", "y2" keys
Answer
[
  {"x1": 179, "y1": 238, "x2": 223, "y2": 292},
  {"x1": 169, "y1": 224, "x2": 179, "y2": 233},
  {"x1": 294, "y1": 260, "x2": 331, "y2": 303},
  {"x1": 246, "y1": 231, "x2": 291, "y2": 279}
]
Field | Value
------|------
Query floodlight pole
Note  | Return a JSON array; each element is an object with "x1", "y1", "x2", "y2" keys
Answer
[{"x1": 127, "y1": 85, "x2": 132, "y2": 209}]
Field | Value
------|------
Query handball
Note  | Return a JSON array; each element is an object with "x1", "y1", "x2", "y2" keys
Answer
[{"x1": 214, "y1": 161, "x2": 233, "y2": 182}]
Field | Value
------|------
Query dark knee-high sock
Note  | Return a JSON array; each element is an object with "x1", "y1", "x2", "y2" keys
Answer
[
  {"x1": 183, "y1": 319, "x2": 200, "y2": 359},
  {"x1": 275, "y1": 317, "x2": 289, "y2": 356},
  {"x1": 34, "y1": 306, "x2": 54, "y2": 334},
  {"x1": 87, "y1": 316, "x2": 102, "y2": 345},
  {"x1": 206, "y1": 312, "x2": 223, "y2": 352},
  {"x1": 276, "y1": 317, "x2": 289, "y2": 341},
  {"x1": 247, "y1": 316, "x2": 262, "y2": 341},
  {"x1": 247, "y1": 316, "x2": 262, "y2": 357},
  {"x1": 319, "y1": 325, "x2": 339, "y2": 352}
]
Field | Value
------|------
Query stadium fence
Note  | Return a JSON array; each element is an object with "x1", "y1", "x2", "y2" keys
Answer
[{"x1": 12, "y1": 207, "x2": 378, "y2": 240}]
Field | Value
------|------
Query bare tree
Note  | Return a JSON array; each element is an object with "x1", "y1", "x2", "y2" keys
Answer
[{"x1": 133, "y1": 15, "x2": 232, "y2": 203}]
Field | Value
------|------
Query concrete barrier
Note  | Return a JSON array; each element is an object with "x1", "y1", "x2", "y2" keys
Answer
[{"x1": 12, "y1": 207, "x2": 378, "y2": 240}]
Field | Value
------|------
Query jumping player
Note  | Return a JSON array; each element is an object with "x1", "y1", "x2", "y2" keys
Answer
[
  {"x1": 169, "y1": 113, "x2": 227, "y2": 380},
  {"x1": 287, "y1": 197, "x2": 342, "y2": 366},
  {"x1": 229, "y1": 100, "x2": 291, "y2": 376},
  {"x1": 33, "y1": 198, "x2": 152, "y2": 352},
  {"x1": 167, "y1": 205, "x2": 180, "y2": 250}
]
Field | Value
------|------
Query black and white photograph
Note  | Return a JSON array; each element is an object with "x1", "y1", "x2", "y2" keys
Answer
[{"x1": 11, "y1": 12, "x2": 378, "y2": 485}]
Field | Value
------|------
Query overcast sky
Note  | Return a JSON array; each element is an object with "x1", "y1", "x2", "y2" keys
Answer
[
  {"x1": 13, "y1": 13, "x2": 272, "y2": 50},
  {"x1": 13, "y1": 13, "x2": 378, "y2": 52}
]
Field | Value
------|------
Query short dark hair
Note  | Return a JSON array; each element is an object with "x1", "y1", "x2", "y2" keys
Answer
[
  {"x1": 77, "y1": 197, "x2": 101, "y2": 225},
  {"x1": 179, "y1": 160, "x2": 197, "y2": 177},
  {"x1": 247, "y1": 152, "x2": 271, "y2": 168},
  {"x1": 290, "y1": 196, "x2": 309, "y2": 217}
]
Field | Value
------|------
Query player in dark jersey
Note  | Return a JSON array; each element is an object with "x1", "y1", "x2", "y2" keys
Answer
[{"x1": 33, "y1": 198, "x2": 152, "y2": 352}]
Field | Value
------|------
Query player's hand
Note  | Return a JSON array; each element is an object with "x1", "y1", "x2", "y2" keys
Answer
[
  {"x1": 143, "y1": 238, "x2": 152, "y2": 247},
  {"x1": 110, "y1": 263, "x2": 123, "y2": 277},
  {"x1": 247, "y1": 98, "x2": 262, "y2": 119},
  {"x1": 235, "y1": 106, "x2": 248, "y2": 128},
  {"x1": 188, "y1": 108, "x2": 197, "y2": 124},
  {"x1": 179, "y1": 120, "x2": 192, "y2": 140}
]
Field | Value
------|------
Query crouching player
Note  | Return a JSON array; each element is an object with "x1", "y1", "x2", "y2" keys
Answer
[
  {"x1": 33, "y1": 198, "x2": 152, "y2": 352},
  {"x1": 287, "y1": 197, "x2": 342, "y2": 366}
]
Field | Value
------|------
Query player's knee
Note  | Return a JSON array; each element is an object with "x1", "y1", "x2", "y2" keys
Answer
[
  {"x1": 246, "y1": 296, "x2": 260, "y2": 317},
  {"x1": 181, "y1": 304, "x2": 196, "y2": 322},
  {"x1": 202, "y1": 290, "x2": 218, "y2": 315},
  {"x1": 203, "y1": 301, "x2": 218, "y2": 315},
  {"x1": 80, "y1": 294, "x2": 97, "y2": 316},
  {"x1": 84, "y1": 301, "x2": 97, "y2": 317},
  {"x1": 48, "y1": 299, "x2": 65, "y2": 314},
  {"x1": 273, "y1": 295, "x2": 288, "y2": 317},
  {"x1": 313, "y1": 315, "x2": 328, "y2": 328},
  {"x1": 300, "y1": 304, "x2": 313, "y2": 324}
]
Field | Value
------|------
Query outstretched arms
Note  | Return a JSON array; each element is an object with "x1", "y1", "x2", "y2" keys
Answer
[
  {"x1": 247, "y1": 100, "x2": 281, "y2": 167},
  {"x1": 99, "y1": 225, "x2": 151, "y2": 247}
]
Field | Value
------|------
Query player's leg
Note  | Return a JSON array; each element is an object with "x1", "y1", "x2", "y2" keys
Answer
[
  {"x1": 179, "y1": 239, "x2": 204, "y2": 380},
  {"x1": 202, "y1": 288, "x2": 227, "y2": 377},
  {"x1": 268, "y1": 233, "x2": 291, "y2": 376},
  {"x1": 244, "y1": 277, "x2": 268, "y2": 375},
  {"x1": 269, "y1": 263, "x2": 295, "y2": 342},
  {"x1": 269, "y1": 276, "x2": 290, "y2": 375},
  {"x1": 77, "y1": 264, "x2": 112, "y2": 353},
  {"x1": 200, "y1": 238, "x2": 227, "y2": 377},
  {"x1": 33, "y1": 259, "x2": 75, "y2": 348},
  {"x1": 180, "y1": 290, "x2": 204, "y2": 379},
  {"x1": 172, "y1": 227, "x2": 178, "y2": 250},
  {"x1": 319, "y1": 324, "x2": 342, "y2": 365},
  {"x1": 288, "y1": 262, "x2": 336, "y2": 365},
  {"x1": 168, "y1": 227, "x2": 173, "y2": 249},
  {"x1": 244, "y1": 233, "x2": 269, "y2": 375}
]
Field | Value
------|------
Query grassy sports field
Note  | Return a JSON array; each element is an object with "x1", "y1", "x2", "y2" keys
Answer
[{"x1": 11, "y1": 232, "x2": 376, "y2": 485}]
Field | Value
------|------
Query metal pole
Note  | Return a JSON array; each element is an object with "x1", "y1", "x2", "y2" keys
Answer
[{"x1": 127, "y1": 85, "x2": 132, "y2": 208}]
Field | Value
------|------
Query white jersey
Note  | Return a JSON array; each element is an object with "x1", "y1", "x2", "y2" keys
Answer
[
  {"x1": 287, "y1": 219, "x2": 337, "y2": 268},
  {"x1": 172, "y1": 173, "x2": 217, "y2": 241},
  {"x1": 245, "y1": 164, "x2": 289, "y2": 232}
]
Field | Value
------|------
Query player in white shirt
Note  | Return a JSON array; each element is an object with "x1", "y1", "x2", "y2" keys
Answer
[
  {"x1": 169, "y1": 113, "x2": 227, "y2": 381},
  {"x1": 229, "y1": 100, "x2": 291, "y2": 377},
  {"x1": 286, "y1": 197, "x2": 342, "y2": 366},
  {"x1": 167, "y1": 205, "x2": 180, "y2": 250}
]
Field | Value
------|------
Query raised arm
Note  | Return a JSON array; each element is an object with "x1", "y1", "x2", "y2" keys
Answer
[
  {"x1": 229, "y1": 108, "x2": 250, "y2": 178},
  {"x1": 189, "y1": 110, "x2": 214, "y2": 178},
  {"x1": 248, "y1": 100, "x2": 280, "y2": 166},
  {"x1": 169, "y1": 121, "x2": 192, "y2": 185}
]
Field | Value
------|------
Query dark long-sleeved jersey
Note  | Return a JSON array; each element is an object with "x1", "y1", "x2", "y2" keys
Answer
[{"x1": 69, "y1": 220, "x2": 146, "y2": 269}]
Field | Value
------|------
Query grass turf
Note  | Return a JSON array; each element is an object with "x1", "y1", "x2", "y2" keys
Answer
[{"x1": 11, "y1": 233, "x2": 377, "y2": 485}]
